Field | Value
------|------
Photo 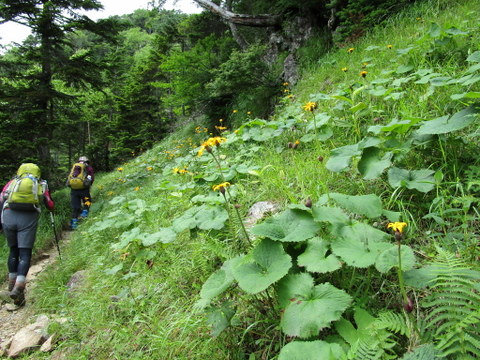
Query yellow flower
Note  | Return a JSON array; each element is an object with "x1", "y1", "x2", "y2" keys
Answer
[
  {"x1": 197, "y1": 137, "x2": 227, "y2": 156},
  {"x1": 146, "y1": 166, "x2": 153, "y2": 171},
  {"x1": 134, "y1": 186, "x2": 140, "y2": 191},
  {"x1": 107, "y1": 191, "x2": 114, "y2": 196},
  {"x1": 283, "y1": 82, "x2": 289, "y2": 86},
  {"x1": 215, "y1": 125, "x2": 227, "y2": 131},
  {"x1": 360, "y1": 71, "x2": 368, "y2": 78},
  {"x1": 387, "y1": 44, "x2": 393, "y2": 49},
  {"x1": 232, "y1": 109, "x2": 237, "y2": 113},
  {"x1": 347, "y1": 47, "x2": 355, "y2": 53},
  {"x1": 219, "y1": 118, "x2": 223, "y2": 122},
  {"x1": 342, "y1": 67, "x2": 348, "y2": 72},
  {"x1": 284, "y1": 89, "x2": 290, "y2": 93},
  {"x1": 117, "y1": 167, "x2": 124, "y2": 172},
  {"x1": 247, "y1": 111, "x2": 251, "y2": 115},
  {"x1": 84, "y1": 201, "x2": 91, "y2": 206},
  {"x1": 212, "y1": 182, "x2": 231, "y2": 193},
  {"x1": 302, "y1": 101, "x2": 318, "y2": 112},
  {"x1": 387, "y1": 222, "x2": 407, "y2": 233}
]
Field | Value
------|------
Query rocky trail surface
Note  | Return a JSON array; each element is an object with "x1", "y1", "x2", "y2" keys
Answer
[{"x1": 0, "y1": 232, "x2": 71, "y2": 358}]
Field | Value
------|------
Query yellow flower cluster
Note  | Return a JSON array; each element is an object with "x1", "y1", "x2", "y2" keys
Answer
[
  {"x1": 302, "y1": 101, "x2": 318, "y2": 112},
  {"x1": 360, "y1": 71, "x2": 368, "y2": 78},
  {"x1": 164, "y1": 150, "x2": 177, "y2": 160},
  {"x1": 387, "y1": 222, "x2": 407, "y2": 233},
  {"x1": 134, "y1": 186, "x2": 140, "y2": 191},
  {"x1": 347, "y1": 47, "x2": 355, "y2": 53},
  {"x1": 146, "y1": 166, "x2": 153, "y2": 171},
  {"x1": 173, "y1": 167, "x2": 189, "y2": 175},
  {"x1": 212, "y1": 182, "x2": 230, "y2": 192},
  {"x1": 195, "y1": 126, "x2": 209, "y2": 134},
  {"x1": 117, "y1": 167, "x2": 124, "y2": 172},
  {"x1": 198, "y1": 137, "x2": 227, "y2": 157}
]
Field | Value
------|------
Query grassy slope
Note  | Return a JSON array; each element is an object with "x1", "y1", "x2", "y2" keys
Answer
[{"x1": 23, "y1": 0, "x2": 480, "y2": 359}]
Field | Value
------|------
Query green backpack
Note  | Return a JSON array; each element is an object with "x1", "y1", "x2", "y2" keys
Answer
[
  {"x1": 67, "y1": 162, "x2": 89, "y2": 189},
  {"x1": 6, "y1": 163, "x2": 43, "y2": 211}
]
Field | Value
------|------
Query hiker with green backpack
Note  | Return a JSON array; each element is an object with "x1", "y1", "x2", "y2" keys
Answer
[
  {"x1": 66, "y1": 156, "x2": 94, "y2": 230},
  {"x1": 0, "y1": 163, "x2": 55, "y2": 307}
]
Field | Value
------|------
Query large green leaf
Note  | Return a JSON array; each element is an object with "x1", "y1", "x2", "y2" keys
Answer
[
  {"x1": 231, "y1": 239, "x2": 292, "y2": 294},
  {"x1": 172, "y1": 206, "x2": 201, "y2": 232},
  {"x1": 278, "y1": 340, "x2": 345, "y2": 360},
  {"x1": 312, "y1": 205, "x2": 350, "y2": 224},
  {"x1": 375, "y1": 245, "x2": 416, "y2": 273},
  {"x1": 197, "y1": 259, "x2": 236, "y2": 308},
  {"x1": 416, "y1": 104, "x2": 480, "y2": 135},
  {"x1": 329, "y1": 193, "x2": 384, "y2": 218},
  {"x1": 172, "y1": 205, "x2": 229, "y2": 232},
  {"x1": 335, "y1": 222, "x2": 389, "y2": 243},
  {"x1": 335, "y1": 307, "x2": 376, "y2": 345},
  {"x1": 142, "y1": 227, "x2": 176, "y2": 246},
  {"x1": 331, "y1": 236, "x2": 391, "y2": 268},
  {"x1": 358, "y1": 147, "x2": 393, "y2": 180},
  {"x1": 330, "y1": 223, "x2": 390, "y2": 267},
  {"x1": 277, "y1": 273, "x2": 315, "y2": 308},
  {"x1": 206, "y1": 301, "x2": 236, "y2": 337},
  {"x1": 280, "y1": 282, "x2": 352, "y2": 338},
  {"x1": 297, "y1": 238, "x2": 342, "y2": 274},
  {"x1": 195, "y1": 206, "x2": 229, "y2": 230},
  {"x1": 326, "y1": 144, "x2": 361, "y2": 172},
  {"x1": 388, "y1": 167, "x2": 435, "y2": 193},
  {"x1": 251, "y1": 209, "x2": 320, "y2": 242},
  {"x1": 467, "y1": 51, "x2": 480, "y2": 63}
]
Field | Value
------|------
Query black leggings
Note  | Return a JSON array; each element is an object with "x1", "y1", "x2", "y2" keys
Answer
[{"x1": 8, "y1": 246, "x2": 33, "y2": 277}]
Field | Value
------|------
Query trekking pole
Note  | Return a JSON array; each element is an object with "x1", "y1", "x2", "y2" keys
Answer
[{"x1": 49, "y1": 212, "x2": 62, "y2": 261}]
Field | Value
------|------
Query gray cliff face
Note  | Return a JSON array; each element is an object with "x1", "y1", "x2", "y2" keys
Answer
[{"x1": 264, "y1": 17, "x2": 317, "y2": 85}]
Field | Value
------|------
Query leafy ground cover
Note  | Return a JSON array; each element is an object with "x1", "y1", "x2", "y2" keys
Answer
[{"x1": 5, "y1": 0, "x2": 479, "y2": 358}]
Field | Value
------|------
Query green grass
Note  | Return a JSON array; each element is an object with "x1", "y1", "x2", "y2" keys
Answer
[{"x1": 15, "y1": 0, "x2": 480, "y2": 358}]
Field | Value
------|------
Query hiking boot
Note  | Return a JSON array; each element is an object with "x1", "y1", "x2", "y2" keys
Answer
[
  {"x1": 10, "y1": 282, "x2": 26, "y2": 307},
  {"x1": 70, "y1": 218, "x2": 78, "y2": 230},
  {"x1": 8, "y1": 277, "x2": 16, "y2": 291},
  {"x1": 80, "y1": 209, "x2": 89, "y2": 218}
]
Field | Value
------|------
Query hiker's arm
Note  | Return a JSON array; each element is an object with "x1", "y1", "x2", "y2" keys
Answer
[
  {"x1": 41, "y1": 181, "x2": 55, "y2": 211},
  {"x1": 0, "y1": 180, "x2": 12, "y2": 208},
  {"x1": 87, "y1": 166, "x2": 95, "y2": 184}
]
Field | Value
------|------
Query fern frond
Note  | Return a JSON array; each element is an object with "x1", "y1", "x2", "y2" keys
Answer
[
  {"x1": 375, "y1": 311, "x2": 410, "y2": 337},
  {"x1": 423, "y1": 248, "x2": 480, "y2": 359}
]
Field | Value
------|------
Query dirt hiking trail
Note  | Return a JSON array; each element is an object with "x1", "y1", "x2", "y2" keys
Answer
[{"x1": 0, "y1": 232, "x2": 71, "y2": 352}]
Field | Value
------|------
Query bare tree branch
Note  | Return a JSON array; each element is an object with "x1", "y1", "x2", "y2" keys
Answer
[{"x1": 193, "y1": 0, "x2": 280, "y2": 27}]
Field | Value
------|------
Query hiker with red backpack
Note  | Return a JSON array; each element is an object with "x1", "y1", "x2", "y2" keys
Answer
[
  {"x1": 66, "y1": 156, "x2": 94, "y2": 230},
  {"x1": 0, "y1": 163, "x2": 55, "y2": 307}
]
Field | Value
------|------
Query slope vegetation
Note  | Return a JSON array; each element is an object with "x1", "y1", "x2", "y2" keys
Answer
[{"x1": 26, "y1": 0, "x2": 480, "y2": 358}]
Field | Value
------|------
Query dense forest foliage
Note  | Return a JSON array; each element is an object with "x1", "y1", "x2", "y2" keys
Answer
[{"x1": 0, "y1": 0, "x2": 417, "y2": 184}]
